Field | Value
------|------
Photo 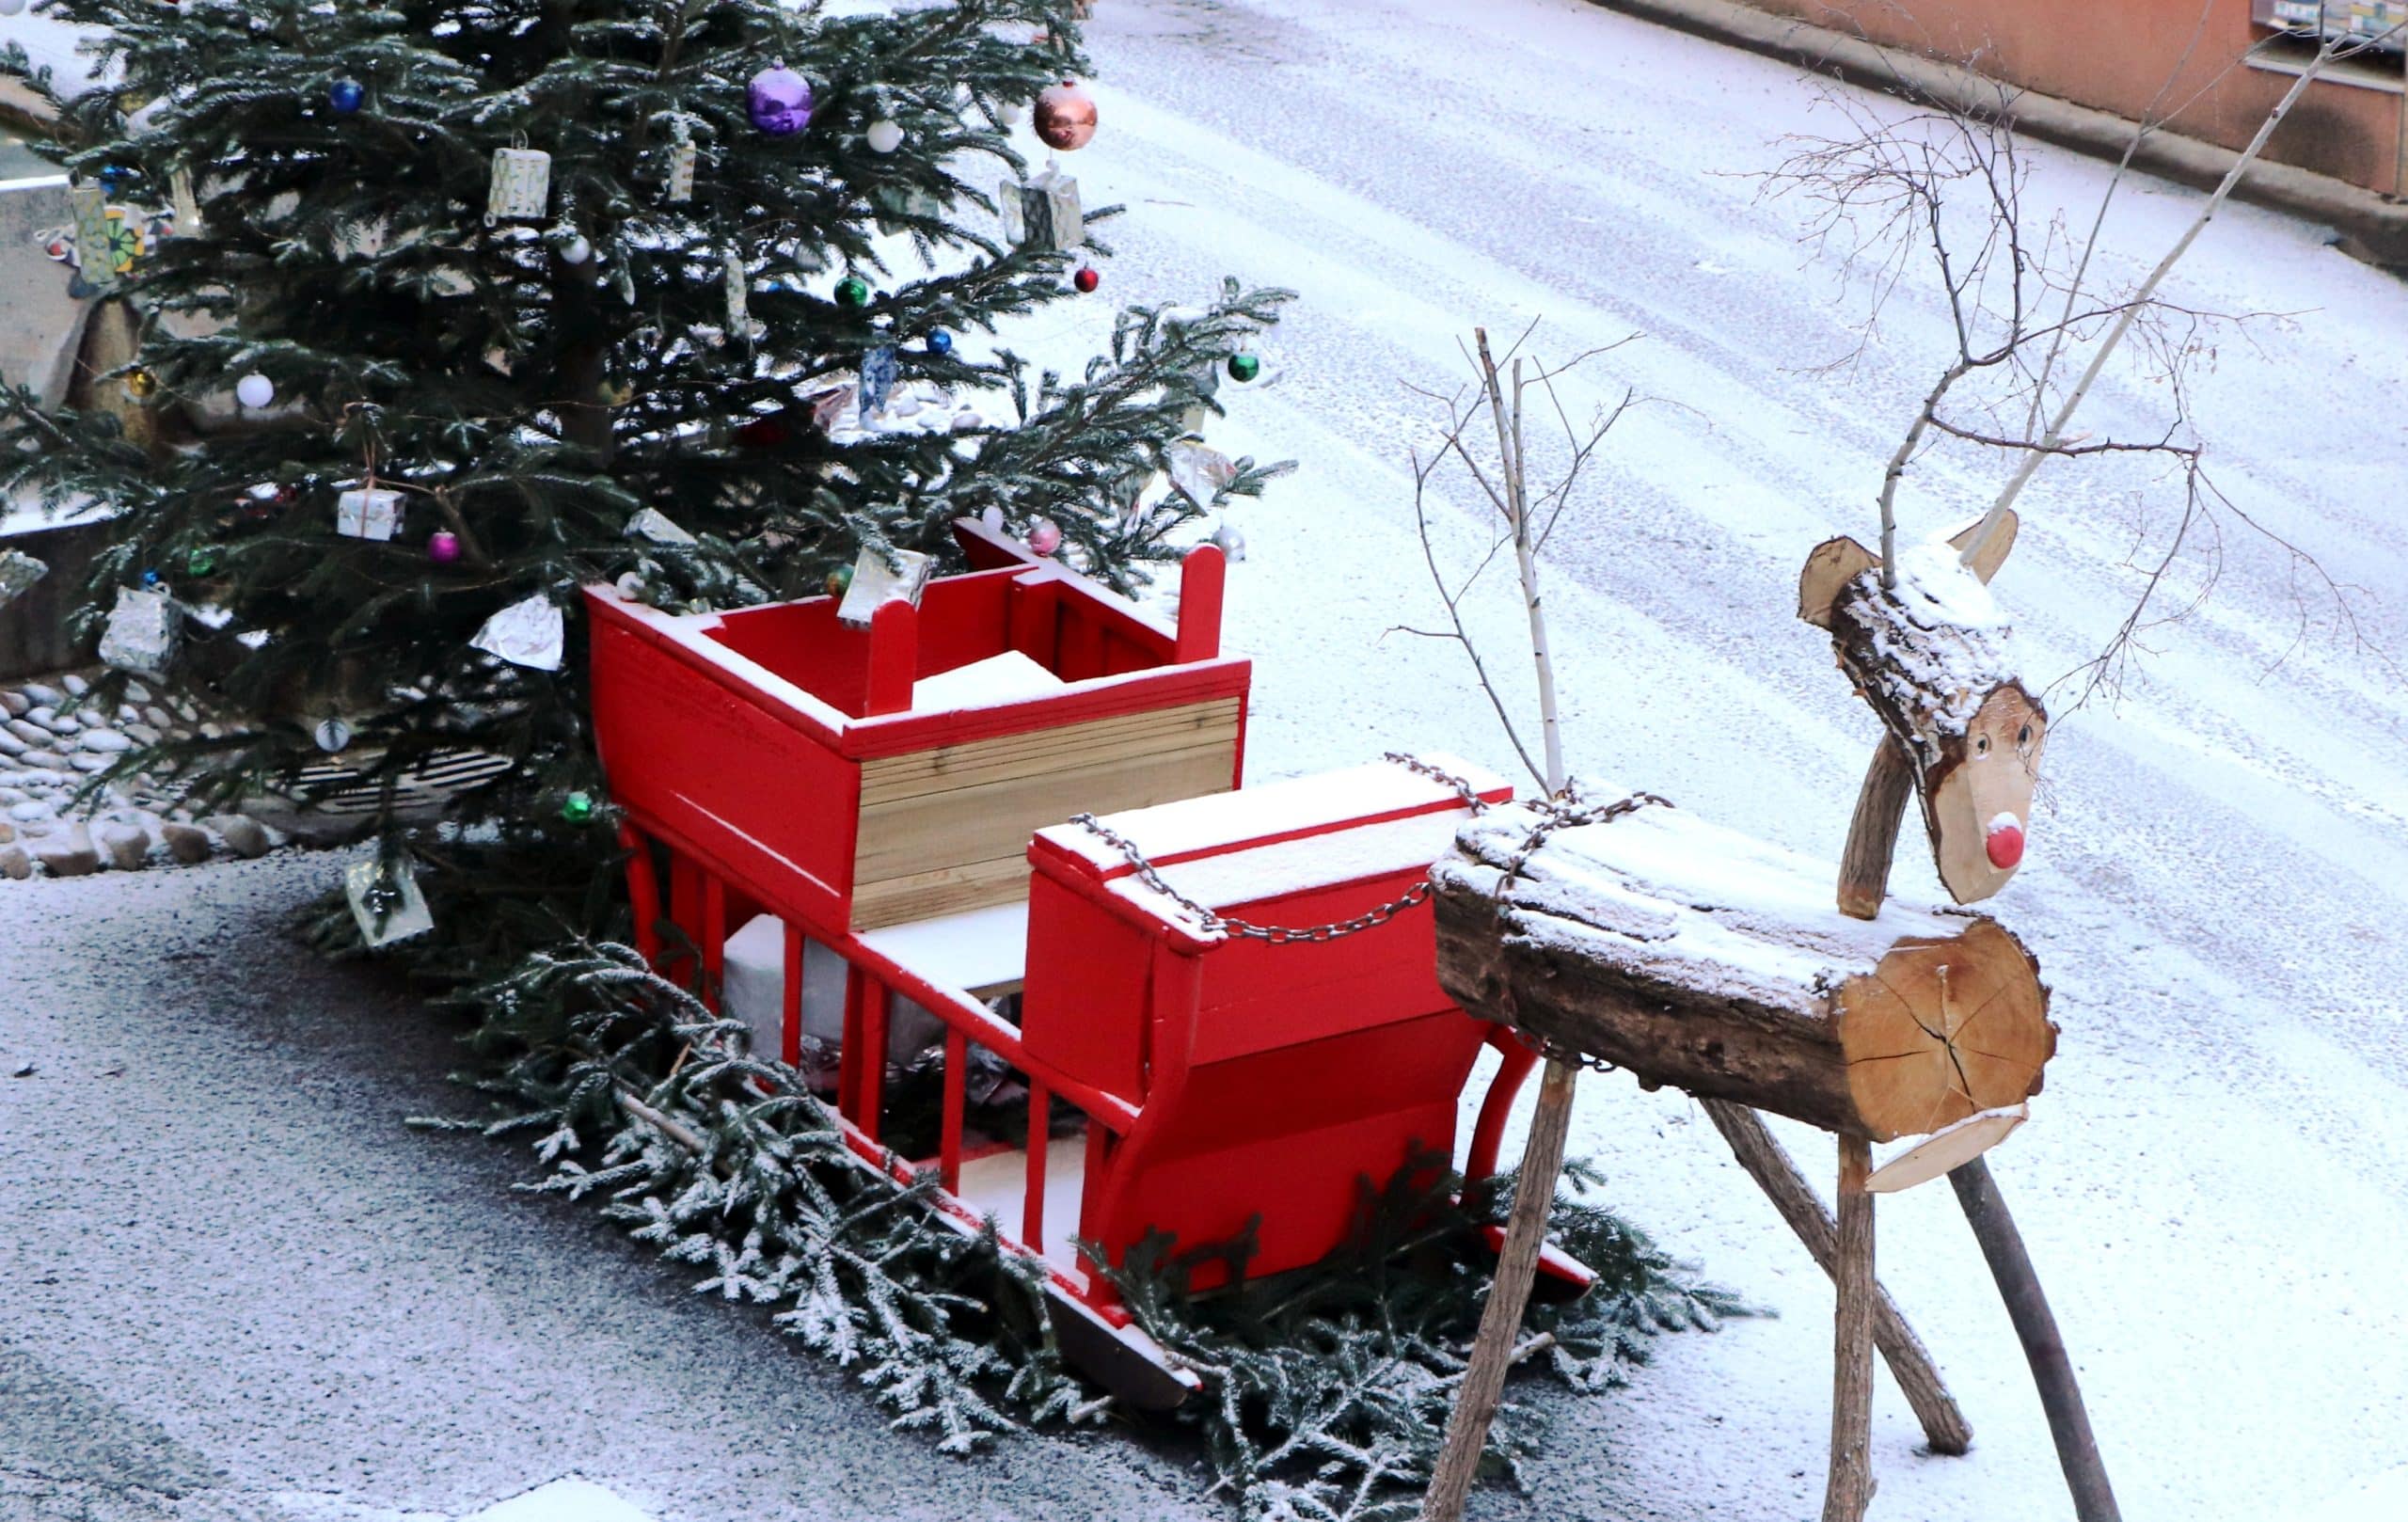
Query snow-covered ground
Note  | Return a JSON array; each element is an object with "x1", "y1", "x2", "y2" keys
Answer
[
  {"x1": 1051, "y1": 2, "x2": 2405, "y2": 1519},
  {"x1": 4, "y1": 1, "x2": 2402, "y2": 1519}
]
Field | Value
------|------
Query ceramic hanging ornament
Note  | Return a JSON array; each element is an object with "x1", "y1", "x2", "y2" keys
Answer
[
  {"x1": 860, "y1": 344, "x2": 900, "y2": 420},
  {"x1": 486, "y1": 147, "x2": 552, "y2": 224},
  {"x1": 666, "y1": 140, "x2": 698, "y2": 203},
  {"x1": 169, "y1": 168, "x2": 200, "y2": 230},
  {"x1": 723, "y1": 250, "x2": 750, "y2": 337}
]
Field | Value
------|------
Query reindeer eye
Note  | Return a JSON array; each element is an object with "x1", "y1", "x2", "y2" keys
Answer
[
  {"x1": 1975, "y1": 735, "x2": 1990, "y2": 754},
  {"x1": 2018, "y1": 724, "x2": 2034, "y2": 747}
]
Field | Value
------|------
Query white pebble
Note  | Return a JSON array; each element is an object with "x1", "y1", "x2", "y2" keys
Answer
[
  {"x1": 78, "y1": 730, "x2": 135, "y2": 753},
  {"x1": 59, "y1": 674, "x2": 88, "y2": 697}
]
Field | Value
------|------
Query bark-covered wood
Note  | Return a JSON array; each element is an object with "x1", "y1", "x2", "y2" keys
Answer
[
  {"x1": 1950, "y1": 1158, "x2": 2123, "y2": 1522},
  {"x1": 1703, "y1": 1100, "x2": 1972, "y2": 1455},
  {"x1": 1838, "y1": 737, "x2": 1916, "y2": 921},
  {"x1": 1824, "y1": 1134, "x2": 1877, "y2": 1522},
  {"x1": 1434, "y1": 803, "x2": 2055, "y2": 1141},
  {"x1": 1420, "y1": 1059, "x2": 1580, "y2": 1522}
]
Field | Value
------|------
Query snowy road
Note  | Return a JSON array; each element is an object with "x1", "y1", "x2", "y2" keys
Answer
[
  {"x1": 1067, "y1": 2, "x2": 2407, "y2": 1520},
  {"x1": 5, "y1": 1, "x2": 2406, "y2": 1519}
]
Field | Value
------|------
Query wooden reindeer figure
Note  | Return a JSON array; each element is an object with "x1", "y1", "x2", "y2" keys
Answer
[
  {"x1": 1798, "y1": 511, "x2": 2047, "y2": 916},
  {"x1": 1796, "y1": 507, "x2": 2119, "y2": 1522}
]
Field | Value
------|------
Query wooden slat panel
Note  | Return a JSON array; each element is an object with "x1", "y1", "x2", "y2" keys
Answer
[
  {"x1": 860, "y1": 698, "x2": 1239, "y2": 804},
  {"x1": 851, "y1": 726, "x2": 1239, "y2": 931}
]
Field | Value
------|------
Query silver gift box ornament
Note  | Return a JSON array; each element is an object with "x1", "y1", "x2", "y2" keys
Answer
[
  {"x1": 336, "y1": 487, "x2": 401, "y2": 541},
  {"x1": 999, "y1": 166, "x2": 1084, "y2": 252},
  {"x1": 486, "y1": 148, "x2": 552, "y2": 225},
  {"x1": 346, "y1": 860, "x2": 436, "y2": 948},
  {"x1": 97, "y1": 586, "x2": 182, "y2": 677},
  {"x1": 835, "y1": 546, "x2": 931, "y2": 630},
  {"x1": 470, "y1": 593, "x2": 566, "y2": 672}
]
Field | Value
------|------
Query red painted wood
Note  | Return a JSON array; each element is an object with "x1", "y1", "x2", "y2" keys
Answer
[
  {"x1": 941, "y1": 1029, "x2": 967, "y2": 1192},
  {"x1": 1024, "y1": 1081, "x2": 1052, "y2": 1253},
  {"x1": 782, "y1": 922, "x2": 805, "y2": 1067},
  {"x1": 702, "y1": 872, "x2": 726, "y2": 1013},
  {"x1": 863, "y1": 599, "x2": 918, "y2": 717},
  {"x1": 859, "y1": 975, "x2": 889, "y2": 1143},
  {"x1": 620, "y1": 824, "x2": 663, "y2": 968},
  {"x1": 1466, "y1": 1030, "x2": 1539, "y2": 1183},
  {"x1": 1175, "y1": 544, "x2": 1225, "y2": 664}
]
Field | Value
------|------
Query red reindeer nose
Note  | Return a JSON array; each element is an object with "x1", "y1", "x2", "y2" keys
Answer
[{"x1": 1986, "y1": 822, "x2": 2025, "y2": 870}]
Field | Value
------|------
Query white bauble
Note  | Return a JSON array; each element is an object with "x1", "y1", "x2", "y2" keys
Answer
[
  {"x1": 866, "y1": 119, "x2": 905, "y2": 154},
  {"x1": 561, "y1": 234, "x2": 594, "y2": 265},
  {"x1": 0, "y1": 0, "x2": 27, "y2": 17},
  {"x1": 235, "y1": 373, "x2": 274, "y2": 409}
]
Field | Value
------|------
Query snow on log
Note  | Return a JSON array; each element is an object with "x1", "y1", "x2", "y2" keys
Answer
[{"x1": 1432, "y1": 798, "x2": 2055, "y2": 1142}]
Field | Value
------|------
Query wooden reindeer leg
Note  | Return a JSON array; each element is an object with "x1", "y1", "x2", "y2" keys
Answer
[
  {"x1": 1837, "y1": 736, "x2": 1917, "y2": 920},
  {"x1": 1703, "y1": 1100, "x2": 1972, "y2": 1455},
  {"x1": 1833, "y1": 741, "x2": 2121, "y2": 1522},
  {"x1": 1950, "y1": 1158, "x2": 2122, "y2": 1522},
  {"x1": 1420, "y1": 1058, "x2": 1579, "y2": 1522},
  {"x1": 1824, "y1": 1134, "x2": 1877, "y2": 1522}
]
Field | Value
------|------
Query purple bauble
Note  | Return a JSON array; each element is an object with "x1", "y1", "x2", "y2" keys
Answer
[
  {"x1": 748, "y1": 65, "x2": 815, "y2": 136},
  {"x1": 428, "y1": 531, "x2": 462, "y2": 563}
]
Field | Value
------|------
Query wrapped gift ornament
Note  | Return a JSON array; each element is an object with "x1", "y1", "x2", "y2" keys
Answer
[
  {"x1": 0, "y1": 548, "x2": 48, "y2": 605},
  {"x1": 834, "y1": 546, "x2": 931, "y2": 629},
  {"x1": 667, "y1": 141, "x2": 698, "y2": 203},
  {"x1": 69, "y1": 187, "x2": 120, "y2": 293},
  {"x1": 471, "y1": 594, "x2": 566, "y2": 671},
  {"x1": 96, "y1": 586, "x2": 182, "y2": 677},
  {"x1": 724, "y1": 251, "x2": 750, "y2": 333},
  {"x1": 1167, "y1": 437, "x2": 1238, "y2": 508},
  {"x1": 335, "y1": 487, "x2": 402, "y2": 541},
  {"x1": 486, "y1": 148, "x2": 552, "y2": 224},
  {"x1": 345, "y1": 859, "x2": 435, "y2": 948},
  {"x1": 998, "y1": 166, "x2": 1084, "y2": 252}
]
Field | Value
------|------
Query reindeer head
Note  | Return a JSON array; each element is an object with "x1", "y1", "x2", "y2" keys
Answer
[{"x1": 1798, "y1": 512, "x2": 2047, "y2": 905}]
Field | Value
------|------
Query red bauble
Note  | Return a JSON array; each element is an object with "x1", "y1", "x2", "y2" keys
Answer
[
  {"x1": 1072, "y1": 266, "x2": 1101, "y2": 293},
  {"x1": 1033, "y1": 80, "x2": 1098, "y2": 151},
  {"x1": 736, "y1": 415, "x2": 788, "y2": 449}
]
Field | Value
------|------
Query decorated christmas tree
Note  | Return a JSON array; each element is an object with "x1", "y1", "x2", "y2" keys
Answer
[{"x1": 0, "y1": 0, "x2": 1286, "y2": 842}]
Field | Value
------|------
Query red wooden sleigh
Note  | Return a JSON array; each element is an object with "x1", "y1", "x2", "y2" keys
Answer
[{"x1": 586, "y1": 518, "x2": 1560, "y2": 1404}]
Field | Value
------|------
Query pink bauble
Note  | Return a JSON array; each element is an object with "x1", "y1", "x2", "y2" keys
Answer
[
  {"x1": 1033, "y1": 81, "x2": 1097, "y2": 151},
  {"x1": 428, "y1": 531, "x2": 462, "y2": 563},
  {"x1": 1027, "y1": 519, "x2": 1062, "y2": 556}
]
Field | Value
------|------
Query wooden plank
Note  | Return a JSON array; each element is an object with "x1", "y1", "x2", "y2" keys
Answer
[
  {"x1": 852, "y1": 856, "x2": 1035, "y2": 930},
  {"x1": 861, "y1": 699, "x2": 1239, "y2": 803},
  {"x1": 856, "y1": 742, "x2": 1237, "y2": 889}
]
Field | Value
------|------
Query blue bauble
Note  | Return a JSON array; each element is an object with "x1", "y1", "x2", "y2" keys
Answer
[
  {"x1": 329, "y1": 79, "x2": 365, "y2": 116},
  {"x1": 99, "y1": 164, "x2": 134, "y2": 193},
  {"x1": 927, "y1": 330, "x2": 953, "y2": 356}
]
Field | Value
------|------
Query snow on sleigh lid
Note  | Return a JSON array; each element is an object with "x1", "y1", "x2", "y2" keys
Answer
[{"x1": 1030, "y1": 754, "x2": 1513, "y2": 941}]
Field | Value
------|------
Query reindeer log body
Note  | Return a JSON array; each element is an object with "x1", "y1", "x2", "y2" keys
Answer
[
  {"x1": 1433, "y1": 800, "x2": 2055, "y2": 1142},
  {"x1": 1800, "y1": 515, "x2": 2049, "y2": 906}
]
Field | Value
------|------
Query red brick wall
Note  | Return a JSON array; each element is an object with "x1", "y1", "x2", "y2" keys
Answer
[{"x1": 1746, "y1": 0, "x2": 2405, "y2": 195}]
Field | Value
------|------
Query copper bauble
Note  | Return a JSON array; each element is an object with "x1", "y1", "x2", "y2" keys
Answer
[{"x1": 1033, "y1": 81, "x2": 1097, "y2": 151}]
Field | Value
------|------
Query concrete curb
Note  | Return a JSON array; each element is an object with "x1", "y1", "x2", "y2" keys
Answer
[{"x1": 1593, "y1": 0, "x2": 2408, "y2": 267}]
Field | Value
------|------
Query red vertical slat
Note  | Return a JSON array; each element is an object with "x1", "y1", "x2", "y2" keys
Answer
[
  {"x1": 941, "y1": 1029, "x2": 967, "y2": 1192},
  {"x1": 781, "y1": 922, "x2": 805, "y2": 1068},
  {"x1": 701, "y1": 873, "x2": 726, "y2": 1013},
  {"x1": 1023, "y1": 1081, "x2": 1051, "y2": 1253},
  {"x1": 859, "y1": 977, "x2": 889, "y2": 1145},
  {"x1": 1174, "y1": 543, "x2": 1225, "y2": 664},
  {"x1": 863, "y1": 598, "x2": 918, "y2": 716}
]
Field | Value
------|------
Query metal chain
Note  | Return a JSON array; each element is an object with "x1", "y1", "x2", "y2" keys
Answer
[
  {"x1": 1069, "y1": 753, "x2": 1490, "y2": 944},
  {"x1": 1069, "y1": 757, "x2": 1668, "y2": 957}
]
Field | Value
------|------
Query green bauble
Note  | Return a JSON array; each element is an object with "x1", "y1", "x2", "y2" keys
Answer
[
  {"x1": 834, "y1": 276, "x2": 871, "y2": 309},
  {"x1": 1227, "y1": 352, "x2": 1261, "y2": 383},
  {"x1": 824, "y1": 564, "x2": 854, "y2": 597},
  {"x1": 187, "y1": 547, "x2": 217, "y2": 577},
  {"x1": 561, "y1": 790, "x2": 597, "y2": 824}
]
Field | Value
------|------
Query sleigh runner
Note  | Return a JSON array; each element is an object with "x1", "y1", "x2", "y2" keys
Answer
[{"x1": 587, "y1": 519, "x2": 1565, "y2": 1405}]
